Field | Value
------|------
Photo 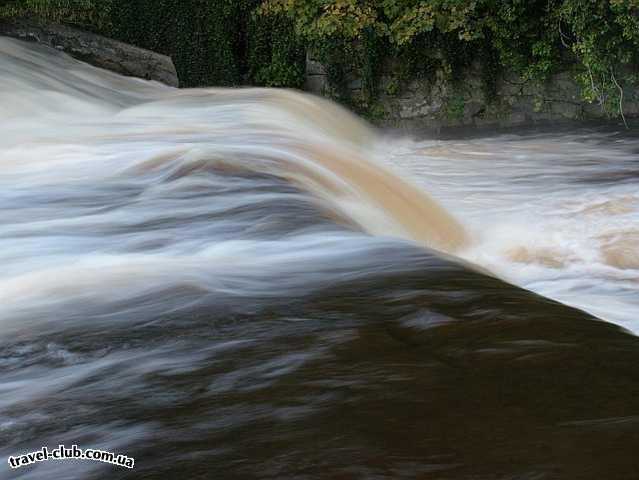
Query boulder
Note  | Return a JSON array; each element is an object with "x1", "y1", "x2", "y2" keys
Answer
[{"x1": 0, "y1": 17, "x2": 179, "y2": 87}]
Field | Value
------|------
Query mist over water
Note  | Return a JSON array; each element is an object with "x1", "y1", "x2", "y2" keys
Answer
[{"x1": 2, "y1": 38, "x2": 639, "y2": 480}]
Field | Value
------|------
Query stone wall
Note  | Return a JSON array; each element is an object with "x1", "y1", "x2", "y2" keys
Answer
[
  {"x1": 0, "y1": 18, "x2": 179, "y2": 87},
  {"x1": 305, "y1": 54, "x2": 639, "y2": 130}
]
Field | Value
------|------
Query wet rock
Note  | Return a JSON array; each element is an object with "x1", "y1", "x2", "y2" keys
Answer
[{"x1": 0, "y1": 17, "x2": 179, "y2": 87}]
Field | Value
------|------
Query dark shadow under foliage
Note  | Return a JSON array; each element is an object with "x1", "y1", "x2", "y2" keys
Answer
[{"x1": 106, "y1": 0, "x2": 304, "y2": 88}]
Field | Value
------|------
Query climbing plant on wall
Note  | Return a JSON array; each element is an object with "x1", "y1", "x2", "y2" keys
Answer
[
  {"x1": 0, "y1": 0, "x2": 303, "y2": 88},
  {"x1": 261, "y1": 0, "x2": 639, "y2": 119},
  {"x1": 3, "y1": 0, "x2": 638, "y2": 119},
  {"x1": 0, "y1": 0, "x2": 113, "y2": 28}
]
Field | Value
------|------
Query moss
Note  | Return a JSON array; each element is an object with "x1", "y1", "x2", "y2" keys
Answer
[{"x1": 445, "y1": 93, "x2": 466, "y2": 121}]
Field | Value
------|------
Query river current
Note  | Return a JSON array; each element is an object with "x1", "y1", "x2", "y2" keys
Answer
[{"x1": 1, "y1": 37, "x2": 638, "y2": 480}]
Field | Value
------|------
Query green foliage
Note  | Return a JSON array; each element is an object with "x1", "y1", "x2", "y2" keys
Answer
[
  {"x1": 1, "y1": 0, "x2": 302, "y2": 88},
  {"x1": 0, "y1": 0, "x2": 113, "y2": 28},
  {"x1": 248, "y1": 10, "x2": 305, "y2": 87},
  {"x1": 558, "y1": 0, "x2": 639, "y2": 123},
  {"x1": 446, "y1": 91, "x2": 466, "y2": 121},
  {"x1": 263, "y1": 0, "x2": 639, "y2": 120},
  {"x1": 105, "y1": 0, "x2": 260, "y2": 87},
  {"x1": 112, "y1": 0, "x2": 302, "y2": 88},
  {"x1": 2, "y1": 0, "x2": 639, "y2": 120}
]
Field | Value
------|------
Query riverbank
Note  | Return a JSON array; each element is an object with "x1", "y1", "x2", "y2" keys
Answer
[
  {"x1": 2, "y1": 15, "x2": 637, "y2": 133},
  {"x1": 306, "y1": 53, "x2": 639, "y2": 131}
]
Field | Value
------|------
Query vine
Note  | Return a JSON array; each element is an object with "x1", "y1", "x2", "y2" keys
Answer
[{"x1": 2, "y1": 0, "x2": 638, "y2": 121}]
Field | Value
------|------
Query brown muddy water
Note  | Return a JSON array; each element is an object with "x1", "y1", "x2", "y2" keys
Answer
[{"x1": 1, "y1": 38, "x2": 638, "y2": 479}]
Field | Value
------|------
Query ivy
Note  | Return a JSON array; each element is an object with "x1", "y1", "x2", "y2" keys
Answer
[
  {"x1": 2, "y1": 0, "x2": 638, "y2": 120},
  {"x1": 1, "y1": 0, "x2": 300, "y2": 88},
  {"x1": 248, "y1": 10, "x2": 306, "y2": 88},
  {"x1": 262, "y1": 0, "x2": 639, "y2": 120},
  {"x1": 0, "y1": 0, "x2": 113, "y2": 29}
]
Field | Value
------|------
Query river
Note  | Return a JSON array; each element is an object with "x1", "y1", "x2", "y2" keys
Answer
[{"x1": 1, "y1": 37, "x2": 638, "y2": 480}]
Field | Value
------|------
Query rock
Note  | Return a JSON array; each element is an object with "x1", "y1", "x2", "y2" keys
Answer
[
  {"x1": 305, "y1": 52, "x2": 328, "y2": 95},
  {"x1": 0, "y1": 17, "x2": 179, "y2": 87},
  {"x1": 306, "y1": 57, "x2": 327, "y2": 76},
  {"x1": 304, "y1": 51, "x2": 639, "y2": 131},
  {"x1": 348, "y1": 78, "x2": 362, "y2": 91},
  {"x1": 305, "y1": 75, "x2": 327, "y2": 95},
  {"x1": 550, "y1": 101, "x2": 582, "y2": 120},
  {"x1": 398, "y1": 97, "x2": 443, "y2": 119},
  {"x1": 464, "y1": 101, "x2": 485, "y2": 120}
]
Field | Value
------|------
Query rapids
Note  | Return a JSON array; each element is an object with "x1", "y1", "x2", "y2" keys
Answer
[
  {"x1": 1, "y1": 37, "x2": 639, "y2": 480},
  {"x1": 389, "y1": 129, "x2": 639, "y2": 331}
]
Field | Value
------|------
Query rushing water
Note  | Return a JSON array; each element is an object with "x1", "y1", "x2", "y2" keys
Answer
[
  {"x1": 388, "y1": 129, "x2": 639, "y2": 332},
  {"x1": 1, "y1": 38, "x2": 639, "y2": 480}
]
